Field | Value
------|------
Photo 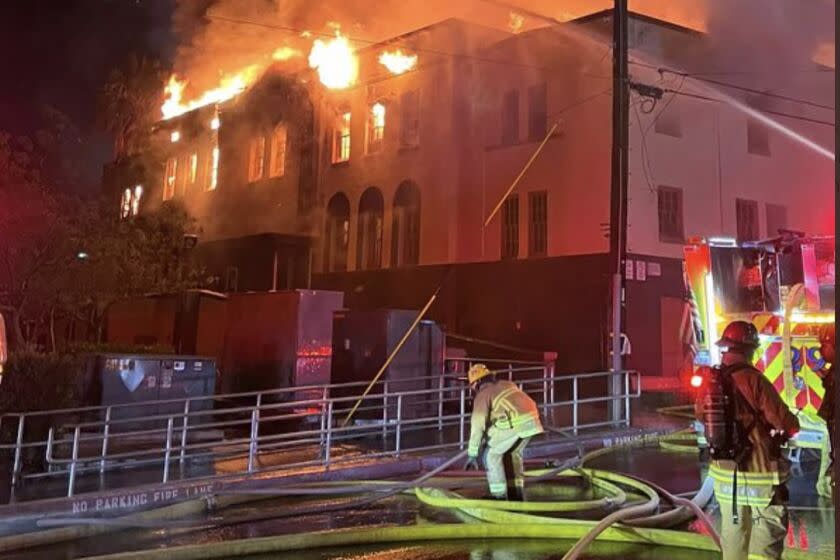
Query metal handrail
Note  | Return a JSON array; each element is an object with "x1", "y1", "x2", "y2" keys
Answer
[{"x1": 6, "y1": 364, "x2": 639, "y2": 498}]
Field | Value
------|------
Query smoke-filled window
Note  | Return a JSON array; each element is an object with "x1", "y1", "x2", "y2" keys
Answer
[
  {"x1": 501, "y1": 89, "x2": 519, "y2": 145},
  {"x1": 248, "y1": 135, "x2": 266, "y2": 182},
  {"x1": 163, "y1": 157, "x2": 177, "y2": 200},
  {"x1": 501, "y1": 194, "x2": 519, "y2": 259},
  {"x1": 657, "y1": 186, "x2": 684, "y2": 243},
  {"x1": 736, "y1": 198, "x2": 759, "y2": 241},
  {"x1": 206, "y1": 146, "x2": 219, "y2": 191},
  {"x1": 747, "y1": 118, "x2": 770, "y2": 156},
  {"x1": 391, "y1": 180, "x2": 421, "y2": 267},
  {"x1": 270, "y1": 123, "x2": 288, "y2": 178},
  {"x1": 332, "y1": 111, "x2": 351, "y2": 163},
  {"x1": 527, "y1": 84, "x2": 547, "y2": 141},
  {"x1": 400, "y1": 90, "x2": 420, "y2": 147},
  {"x1": 324, "y1": 193, "x2": 350, "y2": 272},
  {"x1": 366, "y1": 102, "x2": 386, "y2": 154},
  {"x1": 357, "y1": 187, "x2": 384, "y2": 269}
]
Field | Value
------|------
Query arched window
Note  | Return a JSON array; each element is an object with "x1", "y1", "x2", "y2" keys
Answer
[
  {"x1": 391, "y1": 181, "x2": 421, "y2": 267},
  {"x1": 324, "y1": 193, "x2": 350, "y2": 272},
  {"x1": 357, "y1": 187, "x2": 384, "y2": 270}
]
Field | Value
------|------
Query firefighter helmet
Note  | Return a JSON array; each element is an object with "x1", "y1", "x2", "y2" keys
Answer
[
  {"x1": 715, "y1": 320, "x2": 760, "y2": 351},
  {"x1": 467, "y1": 363, "x2": 492, "y2": 385}
]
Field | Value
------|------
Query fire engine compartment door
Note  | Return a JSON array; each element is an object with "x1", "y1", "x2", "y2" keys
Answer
[{"x1": 710, "y1": 246, "x2": 774, "y2": 314}]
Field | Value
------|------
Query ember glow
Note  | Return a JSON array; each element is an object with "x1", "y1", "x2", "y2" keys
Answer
[
  {"x1": 378, "y1": 49, "x2": 418, "y2": 75},
  {"x1": 308, "y1": 31, "x2": 358, "y2": 90},
  {"x1": 161, "y1": 66, "x2": 260, "y2": 120},
  {"x1": 272, "y1": 46, "x2": 303, "y2": 61}
]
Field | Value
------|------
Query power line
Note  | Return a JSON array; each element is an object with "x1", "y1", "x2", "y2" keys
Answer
[
  {"x1": 661, "y1": 88, "x2": 836, "y2": 127},
  {"x1": 629, "y1": 60, "x2": 835, "y2": 111}
]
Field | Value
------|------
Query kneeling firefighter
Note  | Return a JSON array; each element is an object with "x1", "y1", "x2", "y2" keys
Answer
[
  {"x1": 464, "y1": 364, "x2": 544, "y2": 500},
  {"x1": 695, "y1": 321, "x2": 800, "y2": 560}
]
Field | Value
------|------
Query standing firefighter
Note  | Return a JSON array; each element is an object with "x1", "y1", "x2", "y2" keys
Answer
[
  {"x1": 463, "y1": 364, "x2": 544, "y2": 500},
  {"x1": 696, "y1": 321, "x2": 800, "y2": 560},
  {"x1": 817, "y1": 323, "x2": 835, "y2": 495}
]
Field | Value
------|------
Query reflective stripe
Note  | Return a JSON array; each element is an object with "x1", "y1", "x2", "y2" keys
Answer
[
  {"x1": 709, "y1": 463, "x2": 779, "y2": 486},
  {"x1": 710, "y1": 462, "x2": 778, "y2": 508},
  {"x1": 747, "y1": 555, "x2": 774, "y2": 560},
  {"x1": 489, "y1": 482, "x2": 507, "y2": 496}
]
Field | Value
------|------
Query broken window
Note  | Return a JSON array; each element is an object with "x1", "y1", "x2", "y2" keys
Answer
[
  {"x1": 501, "y1": 89, "x2": 519, "y2": 145},
  {"x1": 367, "y1": 102, "x2": 386, "y2": 154},
  {"x1": 332, "y1": 111, "x2": 351, "y2": 163},
  {"x1": 528, "y1": 190, "x2": 547, "y2": 257},
  {"x1": 248, "y1": 135, "x2": 266, "y2": 182},
  {"x1": 527, "y1": 83, "x2": 547, "y2": 141},
  {"x1": 736, "y1": 198, "x2": 759, "y2": 241},
  {"x1": 391, "y1": 181, "x2": 421, "y2": 267},
  {"x1": 501, "y1": 194, "x2": 519, "y2": 259},
  {"x1": 163, "y1": 157, "x2": 177, "y2": 200},
  {"x1": 400, "y1": 90, "x2": 420, "y2": 147},
  {"x1": 207, "y1": 146, "x2": 219, "y2": 191},
  {"x1": 657, "y1": 186, "x2": 684, "y2": 243},
  {"x1": 188, "y1": 152, "x2": 198, "y2": 188},
  {"x1": 269, "y1": 123, "x2": 288, "y2": 177}
]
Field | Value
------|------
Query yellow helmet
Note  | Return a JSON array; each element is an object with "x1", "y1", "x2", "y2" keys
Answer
[{"x1": 467, "y1": 363, "x2": 492, "y2": 385}]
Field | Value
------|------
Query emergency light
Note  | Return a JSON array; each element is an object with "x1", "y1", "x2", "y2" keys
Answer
[{"x1": 690, "y1": 373, "x2": 704, "y2": 388}]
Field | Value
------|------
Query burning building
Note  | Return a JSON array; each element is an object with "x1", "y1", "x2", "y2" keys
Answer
[{"x1": 103, "y1": 10, "x2": 834, "y2": 382}]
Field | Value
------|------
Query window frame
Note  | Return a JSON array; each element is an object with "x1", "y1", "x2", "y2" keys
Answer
[
  {"x1": 736, "y1": 198, "x2": 759, "y2": 241},
  {"x1": 657, "y1": 185, "x2": 685, "y2": 244},
  {"x1": 400, "y1": 90, "x2": 421, "y2": 148},
  {"x1": 527, "y1": 83, "x2": 547, "y2": 142},
  {"x1": 765, "y1": 203, "x2": 788, "y2": 238},
  {"x1": 528, "y1": 190, "x2": 548, "y2": 257},
  {"x1": 366, "y1": 102, "x2": 386, "y2": 155},
  {"x1": 501, "y1": 194, "x2": 520, "y2": 259},
  {"x1": 248, "y1": 135, "x2": 266, "y2": 182},
  {"x1": 269, "y1": 123, "x2": 288, "y2": 178},
  {"x1": 501, "y1": 89, "x2": 520, "y2": 145},
  {"x1": 746, "y1": 118, "x2": 770, "y2": 156},
  {"x1": 332, "y1": 111, "x2": 351, "y2": 164},
  {"x1": 163, "y1": 157, "x2": 177, "y2": 200}
]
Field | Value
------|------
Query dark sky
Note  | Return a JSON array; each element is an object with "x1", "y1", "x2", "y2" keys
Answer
[{"x1": 0, "y1": 0, "x2": 176, "y2": 192}]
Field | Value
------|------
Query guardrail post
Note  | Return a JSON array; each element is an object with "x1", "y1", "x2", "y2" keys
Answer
[
  {"x1": 162, "y1": 417, "x2": 173, "y2": 483},
  {"x1": 459, "y1": 387, "x2": 466, "y2": 449},
  {"x1": 67, "y1": 426, "x2": 80, "y2": 497},
  {"x1": 247, "y1": 409, "x2": 259, "y2": 473},
  {"x1": 46, "y1": 427, "x2": 54, "y2": 471},
  {"x1": 324, "y1": 401, "x2": 333, "y2": 469},
  {"x1": 549, "y1": 363, "x2": 556, "y2": 404},
  {"x1": 179, "y1": 400, "x2": 190, "y2": 464},
  {"x1": 437, "y1": 374, "x2": 444, "y2": 432},
  {"x1": 382, "y1": 381, "x2": 389, "y2": 440},
  {"x1": 572, "y1": 376, "x2": 579, "y2": 435},
  {"x1": 100, "y1": 407, "x2": 111, "y2": 474},
  {"x1": 395, "y1": 395, "x2": 403, "y2": 458},
  {"x1": 507, "y1": 364, "x2": 513, "y2": 381},
  {"x1": 319, "y1": 387, "x2": 328, "y2": 453},
  {"x1": 624, "y1": 371, "x2": 631, "y2": 427},
  {"x1": 11, "y1": 415, "x2": 24, "y2": 487}
]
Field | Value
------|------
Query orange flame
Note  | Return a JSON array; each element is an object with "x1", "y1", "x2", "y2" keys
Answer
[
  {"x1": 272, "y1": 46, "x2": 302, "y2": 61},
  {"x1": 161, "y1": 66, "x2": 260, "y2": 120},
  {"x1": 378, "y1": 49, "x2": 418, "y2": 75},
  {"x1": 308, "y1": 31, "x2": 358, "y2": 90}
]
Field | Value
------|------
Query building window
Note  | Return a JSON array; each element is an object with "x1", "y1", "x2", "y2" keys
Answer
[
  {"x1": 501, "y1": 194, "x2": 519, "y2": 259},
  {"x1": 367, "y1": 102, "x2": 386, "y2": 154},
  {"x1": 501, "y1": 89, "x2": 519, "y2": 145},
  {"x1": 248, "y1": 135, "x2": 266, "y2": 182},
  {"x1": 224, "y1": 266, "x2": 239, "y2": 292},
  {"x1": 357, "y1": 187, "x2": 384, "y2": 270},
  {"x1": 391, "y1": 181, "x2": 421, "y2": 267},
  {"x1": 747, "y1": 119, "x2": 770, "y2": 156},
  {"x1": 163, "y1": 157, "x2": 177, "y2": 200},
  {"x1": 654, "y1": 105, "x2": 682, "y2": 138},
  {"x1": 120, "y1": 188, "x2": 132, "y2": 219},
  {"x1": 527, "y1": 83, "x2": 547, "y2": 141},
  {"x1": 400, "y1": 90, "x2": 420, "y2": 147},
  {"x1": 324, "y1": 193, "x2": 350, "y2": 272},
  {"x1": 657, "y1": 186, "x2": 684, "y2": 243},
  {"x1": 765, "y1": 203, "x2": 787, "y2": 237},
  {"x1": 736, "y1": 198, "x2": 759, "y2": 241},
  {"x1": 332, "y1": 111, "x2": 351, "y2": 163},
  {"x1": 188, "y1": 152, "x2": 198, "y2": 188},
  {"x1": 269, "y1": 123, "x2": 288, "y2": 178},
  {"x1": 206, "y1": 146, "x2": 219, "y2": 191},
  {"x1": 528, "y1": 191, "x2": 547, "y2": 257},
  {"x1": 130, "y1": 185, "x2": 143, "y2": 217}
]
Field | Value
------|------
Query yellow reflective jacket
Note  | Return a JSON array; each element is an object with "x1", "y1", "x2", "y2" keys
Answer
[{"x1": 468, "y1": 379, "x2": 544, "y2": 457}]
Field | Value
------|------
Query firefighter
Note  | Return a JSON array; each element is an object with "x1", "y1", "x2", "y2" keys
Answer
[
  {"x1": 817, "y1": 323, "x2": 835, "y2": 494},
  {"x1": 698, "y1": 321, "x2": 800, "y2": 560},
  {"x1": 463, "y1": 364, "x2": 544, "y2": 501}
]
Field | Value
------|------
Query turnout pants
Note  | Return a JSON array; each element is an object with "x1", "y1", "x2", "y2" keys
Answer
[
  {"x1": 484, "y1": 435, "x2": 531, "y2": 499},
  {"x1": 719, "y1": 485, "x2": 789, "y2": 560}
]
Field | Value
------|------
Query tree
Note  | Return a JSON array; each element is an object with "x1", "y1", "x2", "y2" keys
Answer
[{"x1": 98, "y1": 53, "x2": 166, "y2": 160}]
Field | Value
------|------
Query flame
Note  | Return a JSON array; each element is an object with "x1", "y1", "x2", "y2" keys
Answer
[
  {"x1": 161, "y1": 66, "x2": 260, "y2": 120},
  {"x1": 378, "y1": 49, "x2": 418, "y2": 75},
  {"x1": 509, "y1": 12, "x2": 525, "y2": 33},
  {"x1": 308, "y1": 31, "x2": 358, "y2": 90},
  {"x1": 272, "y1": 46, "x2": 302, "y2": 61}
]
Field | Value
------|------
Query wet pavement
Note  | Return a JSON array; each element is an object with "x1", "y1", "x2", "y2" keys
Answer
[{"x1": 2, "y1": 440, "x2": 833, "y2": 560}]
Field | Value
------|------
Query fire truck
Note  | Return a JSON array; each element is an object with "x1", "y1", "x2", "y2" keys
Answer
[{"x1": 684, "y1": 232, "x2": 834, "y2": 493}]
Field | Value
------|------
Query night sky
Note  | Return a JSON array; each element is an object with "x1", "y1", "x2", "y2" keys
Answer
[{"x1": 0, "y1": 0, "x2": 176, "y2": 192}]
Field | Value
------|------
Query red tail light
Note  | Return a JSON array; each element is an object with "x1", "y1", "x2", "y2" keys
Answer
[{"x1": 690, "y1": 374, "x2": 704, "y2": 388}]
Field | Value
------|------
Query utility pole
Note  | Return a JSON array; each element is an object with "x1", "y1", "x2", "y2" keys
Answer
[{"x1": 608, "y1": 0, "x2": 629, "y2": 425}]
